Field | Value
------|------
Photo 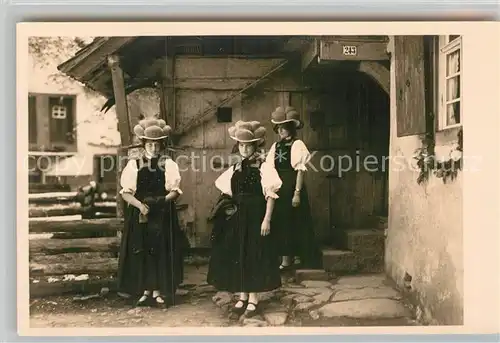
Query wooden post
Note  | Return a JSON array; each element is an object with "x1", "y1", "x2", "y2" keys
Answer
[
  {"x1": 165, "y1": 57, "x2": 176, "y2": 131},
  {"x1": 160, "y1": 38, "x2": 175, "y2": 129},
  {"x1": 107, "y1": 55, "x2": 132, "y2": 219},
  {"x1": 158, "y1": 81, "x2": 167, "y2": 121},
  {"x1": 160, "y1": 38, "x2": 178, "y2": 149}
]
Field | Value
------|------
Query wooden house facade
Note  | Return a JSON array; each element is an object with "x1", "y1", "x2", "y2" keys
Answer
[
  {"x1": 57, "y1": 35, "x2": 391, "y2": 247},
  {"x1": 58, "y1": 35, "x2": 464, "y2": 325}
]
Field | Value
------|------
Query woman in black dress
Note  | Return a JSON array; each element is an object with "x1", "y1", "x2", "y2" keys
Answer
[
  {"x1": 266, "y1": 106, "x2": 322, "y2": 271},
  {"x1": 117, "y1": 118, "x2": 187, "y2": 308},
  {"x1": 207, "y1": 120, "x2": 282, "y2": 319}
]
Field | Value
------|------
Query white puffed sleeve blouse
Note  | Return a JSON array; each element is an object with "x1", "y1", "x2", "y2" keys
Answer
[
  {"x1": 214, "y1": 161, "x2": 282, "y2": 200},
  {"x1": 265, "y1": 139, "x2": 312, "y2": 172},
  {"x1": 119, "y1": 157, "x2": 183, "y2": 195}
]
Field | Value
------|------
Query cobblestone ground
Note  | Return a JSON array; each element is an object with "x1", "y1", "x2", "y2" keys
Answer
[{"x1": 30, "y1": 265, "x2": 418, "y2": 328}]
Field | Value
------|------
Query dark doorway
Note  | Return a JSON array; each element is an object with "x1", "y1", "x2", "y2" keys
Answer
[{"x1": 299, "y1": 64, "x2": 390, "y2": 248}]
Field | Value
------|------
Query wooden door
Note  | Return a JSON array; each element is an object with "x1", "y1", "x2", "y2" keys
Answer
[{"x1": 300, "y1": 69, "x2": 389, "y2": 245}]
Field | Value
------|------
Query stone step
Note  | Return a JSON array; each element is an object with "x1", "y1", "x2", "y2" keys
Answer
[
  {"x1": 346, "y1": 229, "x2": 385, "y2": 273},
  {"x1": 321, "y1": 248, "x2": 358, "y2": 274},
  {"x1": 345, "y1": 228, "x2": 385, "y2": 255},
  {"x1": 294, "y1": 269, "x2": 333, "y2": 283},
  {"x1": 322, "y1": 246, "x2": 385, "y2": 275}
]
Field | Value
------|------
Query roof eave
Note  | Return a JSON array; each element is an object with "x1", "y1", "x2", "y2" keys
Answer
[{"x1": 57, "y1": 36, "x2": 138, "y2": 96}]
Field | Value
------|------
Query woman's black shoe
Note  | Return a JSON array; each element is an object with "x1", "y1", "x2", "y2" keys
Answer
[
  {"x1": 279, "y1": 263, "x2": 293, "y2": 272},
  {"x1": 229, "y1": 299, "x2": 248, "y2": 320},
  {"x1": 243, "y1": 302, "x2": 260, "y2": 318},
  {"x1": 136, "y1": 294, "x2": 151, "y2": 307},
  {"x1": 153, "y1": 295, "x2": 167, "y2": 309}
]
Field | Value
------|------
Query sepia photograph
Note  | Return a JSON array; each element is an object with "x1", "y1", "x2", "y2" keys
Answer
[{"x1": 20, "y1": 27, "x2": 471, "y2": 332}]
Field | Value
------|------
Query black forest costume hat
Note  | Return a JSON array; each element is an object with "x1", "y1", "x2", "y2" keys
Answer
[
  {"x1": 228, "y1": 120, "x2": 266, "y2": 145},
  {"x1": 133, "y1": 118, "x2": 172, "y2": 140},
  {"x1": 271, "y1": 106, "x2": 303, "y2": 129}
]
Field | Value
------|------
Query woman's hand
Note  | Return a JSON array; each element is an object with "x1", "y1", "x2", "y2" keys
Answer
[
  {"x1": 261, "y1": 219, "x2": 271, "y2": 236},
  {"x1": 292, "y1": 192, "x2": 301, "y2": 207},
  {"x1": 165, "y1": 190, "x2": 180, "y2": 203},
  {"x1": 143, "y1": 196, "x2": 163, "y2": 207},
  {"x1": 139, "y1": 203, "x2": 150, "y2": 216}
]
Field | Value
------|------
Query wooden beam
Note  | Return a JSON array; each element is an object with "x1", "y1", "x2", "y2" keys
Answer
[
  {"x1": 59, "y1": 38, "x2": 131, "y2": 75},
  {"x1": 157, "y1": 40, "x2": 169, "y2": 122},
  {"x1": 357, "y1": 61, "x2": 390, "y2": 94},
  {"x1": 302, "y1": 39, "x2": 319, "y2": 71},
  {"x1": 172, "y1": 79, "x2": 312, "y2": 91},
  {"x1": 282, "y1": 36, "x2": 313, "y2": 53},
  {"x1": 319, "y1": 37, "x2": 390, "y2": 61},
  {"x1": 107, "y1": 55, "x2": 132, "y2": 144},
  {"x1": 30, "y1": 277, "x2": 116, "y2": 298},
  {"x1": 107, "y1": 55, "x2": 132, "y2": 219},
  {"x1": 29, "y1": 203, "x2": 84, "y2": 218},
  {"x1": 28, "y1": 192, "x2": 77, "y2": 204},
  {"x1": 174, "y1": 57, "x2": 286, "y2": 79},
  {"x1": 29, "y1": 218, "x2": 123, "y2": 234},
  {"x1": 158, "y1": 81, "x2": 167, "y2": 120},
  {"x1": 30, "y1": 258, "x2": 118, "y2": 276},
  {"x1": 29, "y1": 237, "x2": 119, "y2": 256},
  {"x1": 28, "y1": 183, "x2": 71, "y2": 194},
  {"x1": 163, "y1": 41, "x2": 176, "y2": 130},
  {"x1": 51, "y1": 231, "x2": 117, "y2": 239}
]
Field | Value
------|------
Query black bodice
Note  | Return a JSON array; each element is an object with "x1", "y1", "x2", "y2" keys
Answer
[
  {"x1": 134, "y1": 157, "x2": 168, "y2": 201},
  {"x1": 274, "y1": 138, "x2": 296, "y2": 171},
  {"x1": 230, "y1": 158, "x2": 263, "y2": 196}
]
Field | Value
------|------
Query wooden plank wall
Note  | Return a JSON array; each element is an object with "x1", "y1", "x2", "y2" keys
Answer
[
  {"x1": 173, "y1": 57, "x2": 289, "y2": 247},
  {"x1": 166, "y1": 56, "x2": 390, "y2": 248}
]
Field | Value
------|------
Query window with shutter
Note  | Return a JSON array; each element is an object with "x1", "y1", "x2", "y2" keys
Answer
[
  {"x1": 28, "y1": 95, "x2": 37, "y2": 144},
  {"x1": 49, "y1": 96, "x2": 75, "y2": 144},
  {"x1": 395, "y1": 36, "x2": 427, "y2": 137},
  {"x1": 437, "y1": 35, "x2": 462, "y2": 130}
]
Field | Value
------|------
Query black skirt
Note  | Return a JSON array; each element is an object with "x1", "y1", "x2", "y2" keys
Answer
[
  {"x1": 117, "y1": 201, "x2": 187, "y2": 300},
  {"x1": 207, "y1": 193, "x2": 282, "y2": 293},
  {"x1": 272, "y1": 169, "x2": 323, "y2": 268}
]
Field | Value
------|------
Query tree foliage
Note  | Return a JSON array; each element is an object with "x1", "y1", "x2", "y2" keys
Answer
[
  {"x1": 28, "y1": 37, "x2": 99, "y2": 97},
  {"x1": 28, "y1": 36, "x2": 92, "y2": 67}
]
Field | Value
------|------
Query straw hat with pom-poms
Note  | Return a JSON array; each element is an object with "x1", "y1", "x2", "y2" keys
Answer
[
  {"x1": 133, "y1": 118, "x2": 172, "y2": 141},
  {"x1": 271, "y1": 106, "x2": 303, "y2": 129},
  {"x1": 228, "y1": 120, "x2": 267, "y2": 146}
]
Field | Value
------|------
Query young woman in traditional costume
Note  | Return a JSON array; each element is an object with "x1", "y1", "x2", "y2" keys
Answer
[
  {"x1": 117, "y1": 118, "x2": 187, "y2": 308},
  {"x1": 207, "y1": 120, "x2": 282, "y2": 319},
  {"x1": 266, "y1": 106, "x2": 322, "y2": 271}
]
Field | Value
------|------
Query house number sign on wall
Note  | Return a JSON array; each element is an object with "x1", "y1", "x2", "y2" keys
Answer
[{"x1": 342, "y1": 45, "x2": 357, "y2": 56}]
